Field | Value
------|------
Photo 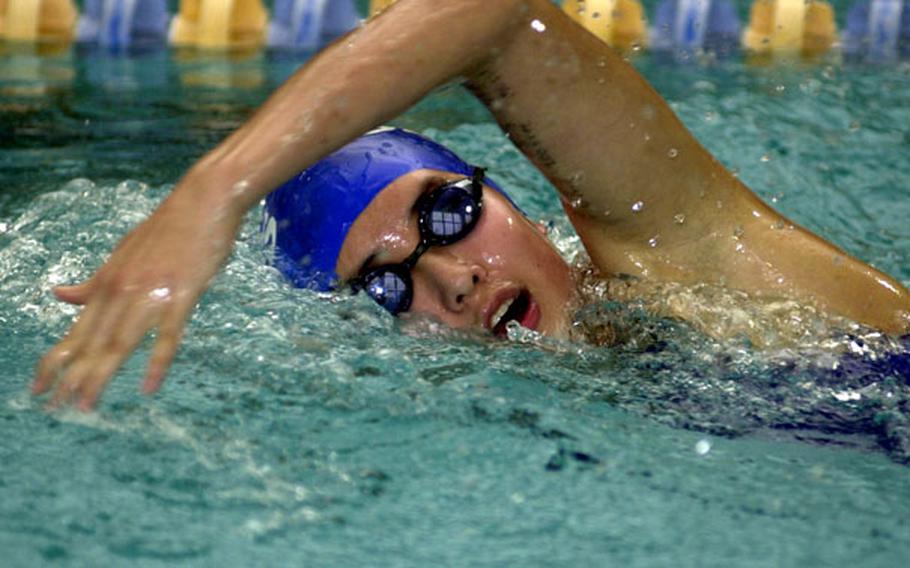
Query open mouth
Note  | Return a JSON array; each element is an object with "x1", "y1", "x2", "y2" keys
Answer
[{"x1": 490, "y1": 289, "x2": 540, "y2": 338}]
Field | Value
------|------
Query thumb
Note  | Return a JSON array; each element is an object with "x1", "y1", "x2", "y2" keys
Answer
[{"x1": 53, "y1": 281, "x2": 93, "y2": 305}]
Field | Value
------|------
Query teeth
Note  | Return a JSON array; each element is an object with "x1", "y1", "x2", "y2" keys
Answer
[{"x1": 492, "y1": 297, "x2": 515, "y2": 329}]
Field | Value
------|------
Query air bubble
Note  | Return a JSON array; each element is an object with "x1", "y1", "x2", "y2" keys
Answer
[
  {"x1": 668, "y1": 148, "x2": 679, "y2": 159},
  {"x1": 631, "y1": 201, "x2": 644, "y2": 213}
]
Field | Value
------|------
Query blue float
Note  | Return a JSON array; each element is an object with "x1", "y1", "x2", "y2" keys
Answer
[
  {"x1": 267, "y1": 0, "x2": 361, "y2": 51},
  {"x1": 844, "y1": 0, "x2": 909, "y2": 61},
  {"x1": 650, "y1": 0, "x2": 741, "y2": 58},
  {"x1": 76, "y1": 0, "x2": 169, "y2": 50}
]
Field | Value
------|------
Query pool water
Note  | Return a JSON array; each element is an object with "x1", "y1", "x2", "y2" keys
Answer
[{"x1": 2, "y1": 46, "x2": 910, "y2": 566}]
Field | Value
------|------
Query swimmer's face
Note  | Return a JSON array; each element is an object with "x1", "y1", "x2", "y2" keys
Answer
[{"x1": 337, "y1": 169, "x2": 575, "y2": 338}]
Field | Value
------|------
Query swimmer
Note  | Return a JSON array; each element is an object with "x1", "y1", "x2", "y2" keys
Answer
[{"x1": 32, "y1": 0, "x2": 910, "y2": 409}]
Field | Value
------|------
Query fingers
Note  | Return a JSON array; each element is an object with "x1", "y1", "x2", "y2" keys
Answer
[
  {"x1": 36, "y1": 294, "x2": 190, "y2": 411},
  {"x1": 142, "y1": 308, "x2": 188, "y2": 395},
  {"x1": 32, "y1": 303, "x2": 103, "y2": 395},
  {"x1": 60, "y1": 301, "x2": 159, "y2": 409},
  {"x1": 73, "y1": 353, "x2": 133, "y2": 412}
]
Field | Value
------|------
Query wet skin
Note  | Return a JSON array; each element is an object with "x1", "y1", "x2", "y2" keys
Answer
[
  {"x1": 32, "y1": 0, "x2": 910, "y2": 410},
  {"x1": 336, "y1": 169, "x2": 575, "y2": 338}
]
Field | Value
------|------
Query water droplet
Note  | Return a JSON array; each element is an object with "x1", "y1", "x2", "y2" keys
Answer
[
  {"x1": 760, "y1": 154, "x2": 771, "y2": 163},
  {"x1": 673, "y1": 213, "x2": 686, "y2": 225},
  {"x1": 772, "y1": 220, "x2": 786, "y2": 230},
  {"x1": 667, "y1": 148, "x2": 679, "y2": 159},
  {"x1": 569, "y1": 171, "x2": 586, "y2": 188},
  {"x1": 775, "y1": 84, "x2": 786, "y2": 93},
  {"x1": 733, "y1": 225, "x2": 745, "y2": 239},
  {"x1": 530, "y1": 19, "x2": 547, "y2": 33},
  {"x1": 695, "y1": 439, "x2": 712, "y2": 455},
  {"x1": 149, "y1": 287, "x2": 172, "y2": 301},
  {"x1": 631, "y1": 201, "x2": 644, "y2": 213},
  {"x1": 648, "y1": 235, "x2": 660, "y2": 248},
  {"x1": 703, "y1": 111, "x2": 717, "y2": 123}
]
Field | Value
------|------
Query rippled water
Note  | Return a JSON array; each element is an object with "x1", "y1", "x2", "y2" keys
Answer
[{"x1": 2, "y1": 49, "x2": 910, "y2": 566}]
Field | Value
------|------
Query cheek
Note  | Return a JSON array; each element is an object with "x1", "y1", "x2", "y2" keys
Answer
[
  {"x1": 474, "y1": 211, "x2": 530, "y2": 268},
  {"x1": 405, "y1": 293, "x2": 468, "y2": 328},
  {"x1": 482, "y1": 252, "x2": 507, "y2": 269}
]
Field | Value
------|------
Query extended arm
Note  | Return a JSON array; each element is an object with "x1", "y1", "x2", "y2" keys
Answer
[
  {"x1": 32, "y1": 0, "x2": 538, "y2": 408},
  {"x1": 464, "y1": 0, "x2": 910, "y2": 332}
]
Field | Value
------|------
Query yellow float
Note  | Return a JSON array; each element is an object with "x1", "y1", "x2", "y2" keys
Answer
[
  {"x1": 742, "y1": 0, "x2": 837, "y2": 57},
  {"x1": 0, "y1": 0, "x2": 77, "y2": 44},
  {"x1": 562, "y1": 0, "x2": 648, "y2": 51},
  {"x1": 169, "y1": 0, "x2": 268, "y2": 49}
]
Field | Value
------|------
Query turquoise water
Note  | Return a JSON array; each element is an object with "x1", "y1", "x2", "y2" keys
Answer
[{"x1": 2, "y1": 47, "x2": 910, "y2": 566}]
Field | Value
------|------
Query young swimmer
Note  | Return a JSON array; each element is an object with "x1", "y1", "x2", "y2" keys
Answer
[
  {"x1": 262, "y1": 127, "x2": 575, "y2": 338},
  {"x1": 32, "y1": 0, "x2": 910, "y2": 409}
]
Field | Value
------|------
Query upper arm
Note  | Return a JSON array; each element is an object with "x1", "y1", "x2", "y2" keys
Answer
[{"x1": 465, "y1": 0, "x2": 910, "y2": 332}]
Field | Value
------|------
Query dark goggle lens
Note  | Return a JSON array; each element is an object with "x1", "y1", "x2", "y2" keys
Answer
[
  {"x1": 364, "y1": 269, "x2": 412, "y2": 315},
  {"x1": 422, "y1": 183, "x2": 479, "y2": 243}
]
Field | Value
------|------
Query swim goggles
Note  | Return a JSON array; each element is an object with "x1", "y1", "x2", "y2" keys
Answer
[{"x1": 348, "y1": 167, "x2": 486, "y2": 315}]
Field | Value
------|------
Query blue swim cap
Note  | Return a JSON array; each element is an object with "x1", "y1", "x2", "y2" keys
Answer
[{"x1": 262, "y1": 127, "x2": 511, "y2": 291}]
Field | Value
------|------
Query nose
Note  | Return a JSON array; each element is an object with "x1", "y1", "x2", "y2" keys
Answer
[{"x1": 413, "y1": 249, "x2": 483, "y2": 312}]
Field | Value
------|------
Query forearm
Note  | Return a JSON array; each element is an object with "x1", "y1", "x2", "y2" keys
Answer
[{"x1": 179, "y1": 0, "x2": 528, "y2": 215}]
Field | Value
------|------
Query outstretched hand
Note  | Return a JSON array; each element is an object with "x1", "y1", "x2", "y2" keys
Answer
[{"x1": 32, "y1": 182, "x2": 243, "y2": 410}]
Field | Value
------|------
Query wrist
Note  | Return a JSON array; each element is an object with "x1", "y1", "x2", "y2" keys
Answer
[{"x1": 179, "y1": 155, "x2": 264, "y2": 219}]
